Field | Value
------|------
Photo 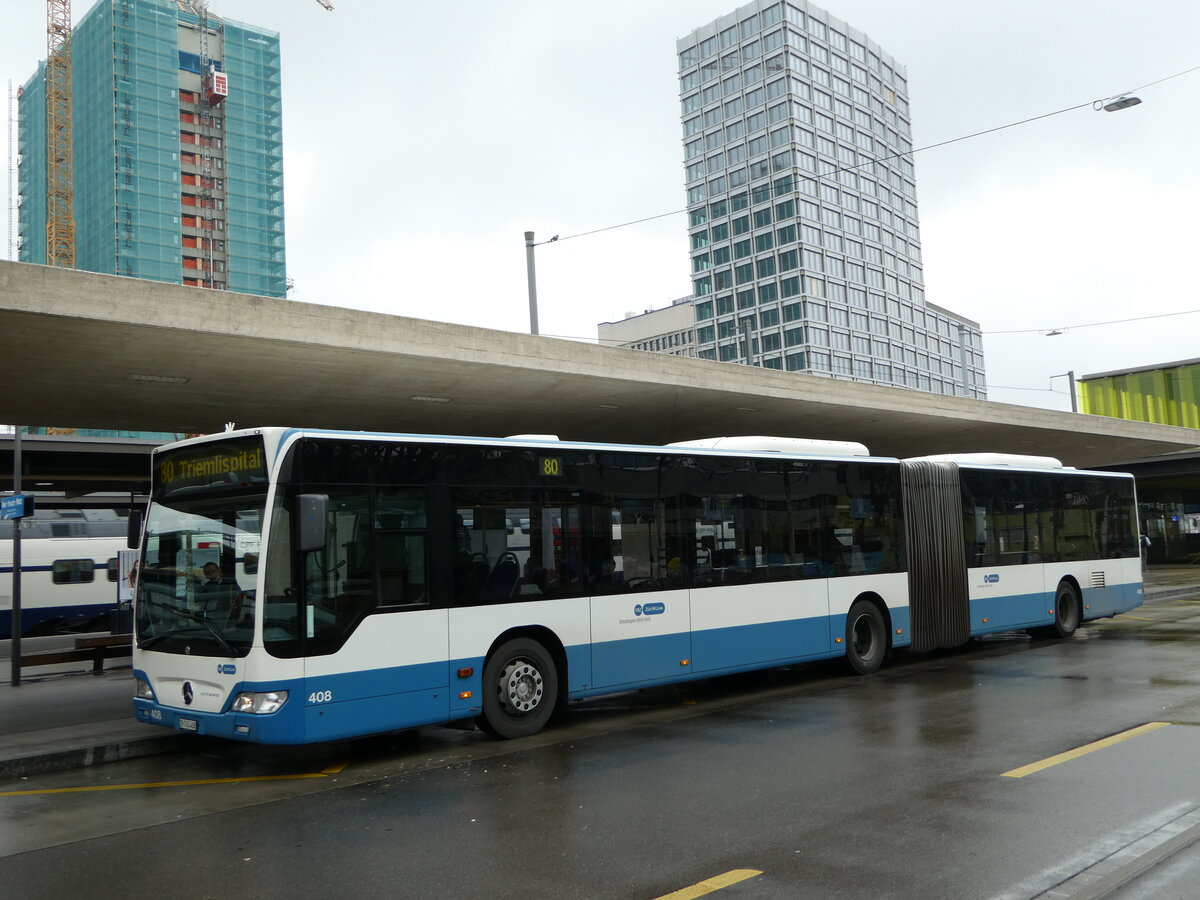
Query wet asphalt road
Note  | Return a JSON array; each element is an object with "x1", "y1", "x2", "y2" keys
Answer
[{"x1": 4, "y1": 595, "x2": 1200, "y2": 899}]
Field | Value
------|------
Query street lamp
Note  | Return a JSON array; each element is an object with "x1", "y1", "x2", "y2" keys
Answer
[
  {"x1": 523, "y1": 231, "x2": 558, "y2": 336},
  {"x1": 1037, "y1": 96, "x2": 1139, "y2": 410},
  {"x1": 1050, "y1": 370, "x2": 1078, "y2": 413},
  {"x1": 1101, "y1": 95, "x2": 1141, "y2": 112}
]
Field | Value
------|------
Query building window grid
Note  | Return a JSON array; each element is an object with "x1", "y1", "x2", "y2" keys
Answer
[{"x1": 679, "y1": 6, "x2": 974, "y2": 390}]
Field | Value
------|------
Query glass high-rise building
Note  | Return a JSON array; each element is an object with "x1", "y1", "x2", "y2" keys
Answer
[
  {"x1": 18, "y1": 0, "x2": 285, "y2": 297},
  {"x1": 678, "y1": 0, "x2": 985, "y2": 397}
]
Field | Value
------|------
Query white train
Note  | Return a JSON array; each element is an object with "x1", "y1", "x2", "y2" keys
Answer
[{"x1": 0, "y1": 508, "x2": 131, "y2": 639}]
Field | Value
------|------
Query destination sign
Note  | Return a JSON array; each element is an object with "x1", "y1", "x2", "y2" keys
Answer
[{"x1": 155, "y1": 438, "x2": 267, "y2": 496}]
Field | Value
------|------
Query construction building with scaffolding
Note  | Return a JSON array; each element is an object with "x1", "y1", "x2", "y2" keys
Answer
[{"x1": 17, "y1": 0, "x2": 286, "y2": 297}]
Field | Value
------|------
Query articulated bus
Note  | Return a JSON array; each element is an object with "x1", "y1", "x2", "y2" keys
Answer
[{"x1": 131, "y1": 428, "x2": 1142, "y2": 744}]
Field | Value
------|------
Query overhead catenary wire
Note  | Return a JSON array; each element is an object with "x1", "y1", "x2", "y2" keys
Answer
[
  {"x1": 987, "y1": 385, "x2": 1070, "y2": 394},
  {"x1": 1109, "y1": 63, "x2": 1200, "y2": 98},
  {"x1": 551, "y1": 101, "x2": 1094, "y2": 244},
  {"x1": 984, "y1": 307, "x2": 1200, "y2": 336},
  {"x1": 524, "y1": 306, "x2": 1200, "y2": 347},
  {"x1": 499, "y1": 330, "x2": 1112, "y2": 400},
  {"x1": 546, "y1": 63, "x2": 1200, "y2": 245},
  {"x1": 525, "y1": 65, "x2": 1200, "y2": 352}
]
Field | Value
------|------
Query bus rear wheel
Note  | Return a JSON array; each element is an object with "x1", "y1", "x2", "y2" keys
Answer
[
  {"x1": 845, "y1": 599, "x2": 887, "y2": 675},
  {"x1": 1031, "y1": 581, "x2": 1081, "y2": 639},
  {"x1": 479, "y1": 638, "x2": 559, "y2": 739}
]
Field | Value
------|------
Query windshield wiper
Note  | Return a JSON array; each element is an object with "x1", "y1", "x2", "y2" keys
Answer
[
  {"x1": 146, "y1": 605, "x2": 237, "y2": 657},
  {"x1": 139, "y1": 633, "x2": 174, "y2": 651},
  {"x1": 136, "y1": 595, "x2": 179, "y2": 650}
]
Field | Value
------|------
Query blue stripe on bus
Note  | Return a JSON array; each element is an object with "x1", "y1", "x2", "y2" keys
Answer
[
  {"x1": 134, "y1": 662, "x2": 457, "y2": 745},
  {"x1": 133, "y1": 580, "x2": 1140, "y2": 745},
  {"x1": 891, "y1": 605, "x2": 912, "y2": 648},
  {"x1": 135, "y1": 610, "x2": 909, "y2": 743},
  {"x1": 971, "y1": 592, "x2": 1051, "y2": 633},
  {"x1": 969, "y1": 580, "x2": 1141, "y2": 635},
  {"x1": 1082, "y1": 581, "x2": 1142, "y2": 618}
]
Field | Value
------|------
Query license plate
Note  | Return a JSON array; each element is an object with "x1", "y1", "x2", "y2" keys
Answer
[{"x1": 178, "y1": 717, "x2": 198, "y2": 732}]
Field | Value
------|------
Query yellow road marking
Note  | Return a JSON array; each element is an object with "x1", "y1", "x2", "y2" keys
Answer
[
  {"x1": 653, "y1": 869, "x2": 762, "y2": 899},
  {"x1": 1118, "y1": 615, "x2": 1155, "y2": 622},
  {"x1": 1, "y1": 763, "x2": 350, "y2": 798},
  {"x1": 1002, "y1": 722, "x2": 1171, "y2": 778}
]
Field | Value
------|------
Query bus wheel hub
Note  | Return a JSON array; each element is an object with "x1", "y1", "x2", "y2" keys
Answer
[{"x1": 500, "y1": 660, "x2": 543, "y2": 713}]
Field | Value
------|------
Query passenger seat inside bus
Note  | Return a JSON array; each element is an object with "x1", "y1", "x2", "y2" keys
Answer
[{"x1": 481, "y1": 552, "x2": 520, "y2": 603}]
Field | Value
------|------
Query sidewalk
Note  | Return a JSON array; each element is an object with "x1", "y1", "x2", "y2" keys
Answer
[
  {"x1": 0, "y1": 639, "x2": 208, "y2": 780},
  {"x1": 1, "y1": 567, "x2": 1197, "y2": 780},
  {"x1": 0, "y1": 668, "x2": 204, "y2": 778}
]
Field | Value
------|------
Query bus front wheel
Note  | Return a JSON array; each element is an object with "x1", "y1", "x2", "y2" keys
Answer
[
  {"x1": 845, "y1": 600, "x2": 887, "y2": 675},
  {"x1": 479, "y1": 638, "x2": 559, "y2": 739}
]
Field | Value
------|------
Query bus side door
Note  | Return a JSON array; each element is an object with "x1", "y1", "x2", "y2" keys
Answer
[{"x1": 589, "y1": 507, "x2": 692, "y2": 688}]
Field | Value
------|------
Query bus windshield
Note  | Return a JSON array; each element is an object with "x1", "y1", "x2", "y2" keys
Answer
[{"x1": 135, "y1": 493, "x2": 265, "y2": 658}]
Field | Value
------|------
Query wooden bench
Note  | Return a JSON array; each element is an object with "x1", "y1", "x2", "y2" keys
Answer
[{"x1": 20, "y1": 633, "x2": 133, "y2": 674}]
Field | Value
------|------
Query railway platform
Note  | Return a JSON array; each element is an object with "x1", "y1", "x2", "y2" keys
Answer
[{"x1": 1, "y1": 567, "x2": 1198, "y2": 780}]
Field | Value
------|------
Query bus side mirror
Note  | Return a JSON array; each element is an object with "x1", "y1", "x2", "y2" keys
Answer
[
  {"x1": 295, "y1": 494, "x2": 328, "y2": 552},
  {"x1": 127, "y1": 508, "x2": 144, "y2": 549}
]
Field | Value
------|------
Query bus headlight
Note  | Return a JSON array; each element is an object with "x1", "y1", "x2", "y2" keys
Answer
[
  {"x1": 135, "y1": 677, "x2": 155, "y2": 701},
  {"x1": 231, "y1": 690, "x2": 288, "y2": 715}
]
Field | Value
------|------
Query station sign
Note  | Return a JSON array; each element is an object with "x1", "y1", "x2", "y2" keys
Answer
[{"x1": 1, "y1": 494, "x2": 36, "y2": 520}]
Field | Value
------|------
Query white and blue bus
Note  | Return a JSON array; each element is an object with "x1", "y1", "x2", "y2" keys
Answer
[{"x1": 131, "y1": 428, "x2": 1142, "y2": 744}]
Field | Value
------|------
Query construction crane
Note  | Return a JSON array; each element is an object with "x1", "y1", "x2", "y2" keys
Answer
[
  {"x1": 315, "y1": 1, "x2": 334, "y2": 9},
  {"x1": 45, "y1": 0, "x2": 74, "y2": 267}
]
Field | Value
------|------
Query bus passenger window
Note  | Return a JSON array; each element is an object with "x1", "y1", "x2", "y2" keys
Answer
[
  {"x1": 453, "y1": 502, "x2": 529, "y2": 605},
  {"x1": 375, "y1": 534, "x2": 426, "y2": 606},
  {"x1": 303, "y1": 490, "x2": 373, "y2": 641},
  {"x1": 375, "y1": 487, "x2": 428, "y2": 607},
  {"x1": 581, "y1": 503, "x2": 621, "y2": 593},
  {"x1": 615, "y1": 500, "x2": 679, "y2": 588},
  {"x1": 452, "y1": 495, "x2": 584, "y2": 604}
]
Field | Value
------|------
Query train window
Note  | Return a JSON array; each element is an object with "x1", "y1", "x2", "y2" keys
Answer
[
  {"x1": 107, "y1": 558, "x2": 121, "y2": 583},
  {"x1": 53, "y1": 559, "x2": 96, "y2": 585}
]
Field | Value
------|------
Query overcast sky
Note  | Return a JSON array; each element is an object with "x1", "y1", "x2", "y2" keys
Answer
[{"x1": 4, "y1": 0, "x2": 1198, "y2": 413}]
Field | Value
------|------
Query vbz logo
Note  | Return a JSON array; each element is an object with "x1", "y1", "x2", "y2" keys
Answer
[{"x1": 984, "y1": 573, "x2": 1000, "y2": 584}]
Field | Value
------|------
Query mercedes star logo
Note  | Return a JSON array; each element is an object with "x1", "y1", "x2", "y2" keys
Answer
[{"x1": 182, "y1": 681, "x2": 194, "y2": 705}]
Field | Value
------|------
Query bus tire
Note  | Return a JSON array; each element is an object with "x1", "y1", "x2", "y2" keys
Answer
[
  {"x1": 1031, "y1": 581, "x2": 1080, "y2": 639},
  {"x1": 479, "y1": 638, "x2": 559, "y2": 739},
  {"x1": 845, "y1": 599, "x2": 887, "y2": 675}
]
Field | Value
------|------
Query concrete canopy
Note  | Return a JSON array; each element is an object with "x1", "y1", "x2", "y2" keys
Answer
[{"x1": 2, "y1": 260, "x2": 1198, "y2": 469}]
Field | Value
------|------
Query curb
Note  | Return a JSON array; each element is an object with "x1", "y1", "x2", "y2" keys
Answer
[{"x1": 0, "y1": 730, "x2": 215, "y2": 780}]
